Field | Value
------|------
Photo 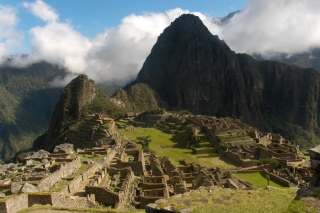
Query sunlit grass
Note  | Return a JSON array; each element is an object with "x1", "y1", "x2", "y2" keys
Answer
[
  {"x1": 156, "y1": 187, "x2": 298, "y2": 213},
  {"x1": 117, "y1": 121, "x2": 236, "y2": 169},
  {"x1": 233, "y1": 172, "x2": 287, "y2": 188}
]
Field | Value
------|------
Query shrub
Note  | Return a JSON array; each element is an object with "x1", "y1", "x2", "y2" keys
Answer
[{"x1": 257, "y1": 158, "x2": 279, "y2": 166}]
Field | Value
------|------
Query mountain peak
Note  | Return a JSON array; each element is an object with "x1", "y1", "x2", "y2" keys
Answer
[{"x1": 42, "y1": 74, "x2": 97, "y2": 150}]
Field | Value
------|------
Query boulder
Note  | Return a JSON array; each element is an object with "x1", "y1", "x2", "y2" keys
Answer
[
  {"x1": 0, "y1": 192, "x2": 5, "y2": 198},
  {"x1": 227, "y1": 178, "x2": 239, "y2": 189},
  {"x1": 11, "y1": 182, "x2": 23, "y2": 194},
  {"x1": 21, "y1": 183, "x2": 39, "y2": 193},
  {"x1": 41, "y1": 159, "x2": 49, "y2": 164},
  {"x1": 53, "y1": 143, "x2": 74, "y2": 154},
  {"x1": 145, "y1": 203, "x2": 158, "y2": 213}
]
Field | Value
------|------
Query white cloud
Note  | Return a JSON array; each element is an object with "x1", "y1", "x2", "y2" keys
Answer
[
  {"x1": 4, "y1": 0, "x2": 320, "y2": 87},
  {"x1": 8, "y1": 5, "x2": 213, "y2": 86},
  {"x1": 0, "y1": 5, "x2": 23, "y2": 61},
  {"x1": 220, "y1": 0, "x2": 320, "y2": 56},
  {"x1": 23, "y1": 0, "x2": 58, "y2": 22},
  {"x1": 85, "y1": 8, "x2": 191, "y2": 83}
]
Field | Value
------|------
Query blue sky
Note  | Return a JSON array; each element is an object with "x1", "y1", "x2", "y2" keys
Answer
[
  {"x1": 1, "y1": 0, "x2": 246, "y2": 39},
  {"x1": 1, "y1": 0, "x2": 320, "y2": 86}
]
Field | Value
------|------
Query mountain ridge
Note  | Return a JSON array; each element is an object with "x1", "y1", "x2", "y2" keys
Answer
[{"x1": 123, "y1": 14, "x2": 320, "y2": 148}]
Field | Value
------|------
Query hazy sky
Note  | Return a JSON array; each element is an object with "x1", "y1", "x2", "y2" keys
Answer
[{"x1": 1, "y1": 0, "x2": 320, "y2": 86}]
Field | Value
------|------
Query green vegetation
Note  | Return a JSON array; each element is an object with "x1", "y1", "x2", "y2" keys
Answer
[
  {"x1": 83, "y1": 87, "x2": 127, "y2": 120},
  {"x1": 136, "y1": 109, "x2": 165, "y2": 118},
  {"x1": 118, "y1": 120, "x2": 236, "y2": 169},
  {"x1": 17, "y1": 205, "x2": 143, "y2": 213},
  {"x1": 284, "y1": 199, "x2": 318, "y2": 213},
  {"x1": 233, "y1": 172, "x2": 286, "y2": 188},
  {"x1": 136, "y1": 135, "x2": 152, "y2": 153},
  {"x1": 0, "y1": 62, "x2": 65, "y2": 162},
  {"x1": 155, "y1": 187, "x2": 297, "y2": 213},
  {"x1": 257, "y1": 158, "x2": 280, "y2": 166}
]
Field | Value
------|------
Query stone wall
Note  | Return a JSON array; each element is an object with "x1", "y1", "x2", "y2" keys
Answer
[
  {"x1": 141, "y1": 183, "x2": 167, "y2": 190},
  {"x1": 116, "y1": 160, "x2": 145, "y2": 176},
  {"x1": 263, "y1": 169, "x2": 290, "y2": 187},
  {"x1": 85, "y1": 186, "x2": 120, "y2": 207},
  {"x1": 61, "y1": 174, "x2": 83, "y2": 195},
  {"x1": 38, "y1": 157, "x2": 81, "y2": 191},
  {"x1": 225, "y1": 151, "x2": 258, "y2": 167},
  {"x1": 28, "y1": 193, "x2": 52, "y2": 206},
  {"x1": 86, "y1": 167, "x2": 134, "y2": 209},
  {"x1": 0, "y1": 193, "x2": 28, "y2": 213},
  {"x1": 51, "y1": 193, "x2": 97, "y2": 208},
  {"x1": 82, "y1": 163, "x2": 100, "y2": 181}
]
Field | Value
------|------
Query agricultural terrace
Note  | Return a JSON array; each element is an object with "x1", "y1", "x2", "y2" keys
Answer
[
  {"x1": 116, "y1": 120, "x2": 236, "y2": 170},
  {"x1": 233, "y1": 172, "x2": 286, "y2": 188},
  {"x1": 154, "y1": 187, "x2": 304, "y2": 213}
]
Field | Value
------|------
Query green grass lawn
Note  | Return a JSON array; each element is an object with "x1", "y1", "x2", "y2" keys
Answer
[
  {"x1": 156, "y1": 187, "x2": 300, "y2": 213},
  {"x1": 233, "y1": 172, "x2": 287, "y2": 188},
  {"x1": 118, "y1": 122, "x2": 236, "y2": 170}
]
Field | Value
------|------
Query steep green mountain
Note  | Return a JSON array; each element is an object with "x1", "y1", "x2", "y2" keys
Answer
[
  {"x1": 0, "y1": 62, "x2": 65, "y2": 162},
  {"x1": 123, "y1": 14, "x2": 320, "y2": 149},
  {"x1": 36, "y1": 74, "x2": 168, "y2": 151},
  {"x1": 114, "y1": 83, "x2": 166, "y2": 111}
]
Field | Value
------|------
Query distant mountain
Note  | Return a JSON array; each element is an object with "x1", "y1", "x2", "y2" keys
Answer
[
  {"x1": 253, "y1": 49, "x2": 320, "y2": 72},
  {"x1": 0, "y1": 62, "x2": 65, "y2": 162},
  {"x1": 122, "y1": 14, "x2": 320, "y2": 149}
]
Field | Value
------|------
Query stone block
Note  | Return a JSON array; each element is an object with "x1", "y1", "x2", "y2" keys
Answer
[
  {"x1": 53, "y1": 143, "x2": 74, "y2": 154},
  {"x1": 21, "y1": 183, "x2": 39, "y2": 193},
  {"x1": 11, "y1": 182, "x2": 22, "y2": 194}
]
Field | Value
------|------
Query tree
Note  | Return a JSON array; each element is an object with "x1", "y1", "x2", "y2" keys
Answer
[{"x1": 136, "y1": 135, "x2": 152, "y2": 152}]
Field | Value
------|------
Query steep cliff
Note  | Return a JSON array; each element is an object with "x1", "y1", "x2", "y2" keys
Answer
[
  {"x1": 42, "y1": 75, "x2": 97, "y2": 150},
  {"x1": 127, "y1": 14, "x2": 320, "y2": 148}
]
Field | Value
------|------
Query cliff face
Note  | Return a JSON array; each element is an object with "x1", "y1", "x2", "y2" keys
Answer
[
  {"x1": 134, "y1": 14, "x2": 263, "y2": 126},
  {"x1": 128, "y1": 14, "x2": 320, "y2": 148},
  {"x1": 43, "y1": 74, "x2": 97, "y2": 150}
]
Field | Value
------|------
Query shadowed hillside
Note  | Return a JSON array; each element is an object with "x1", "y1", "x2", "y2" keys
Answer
[
  {"x1": 123, "y1": 14, "x2": 320, "y2": 149},
  {"x1": 0, "y1": 62, "x2": 65, "y2": 162}
]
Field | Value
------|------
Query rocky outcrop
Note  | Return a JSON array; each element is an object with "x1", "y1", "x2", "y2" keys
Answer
[
  {"x1": 53, "y1": 143, "x2": 74, "y2": 154},
  {"x1": 42, "y1": 75, "x2": 97, "y2": 150},
  {"x1": 21, "y1": 183, "x2": 39, "y2": 193}
]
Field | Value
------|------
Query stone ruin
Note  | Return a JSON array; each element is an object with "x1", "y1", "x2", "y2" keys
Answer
[
  {"x1": 309, "y1": 145, "x2": 320, "y2": 186},
  {"x1": 224, "y1": 140, "x2": 302, "y2": 168},
  {"x1": 0, "y1": 112, "x2": 316, "y2": 213}
]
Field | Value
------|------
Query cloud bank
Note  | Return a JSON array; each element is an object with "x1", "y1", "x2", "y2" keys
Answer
[
  {"x1": 220, "y1": 0, "x2": 320, "y2": 56},
  {"x1": 1, "y1": 0, "x2": 320, "y2": 86},
  {"x1": 0, "y1": 5, "x2": 23, "y2": 61}
]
